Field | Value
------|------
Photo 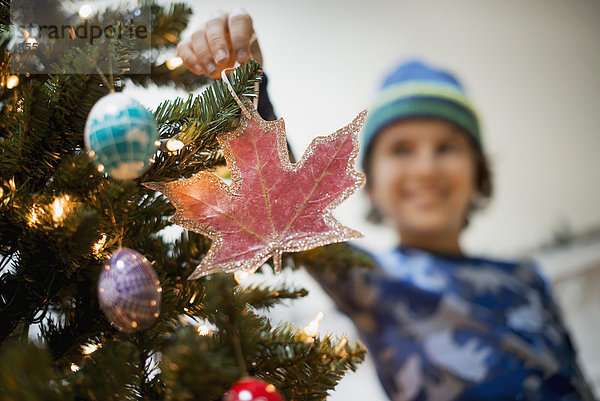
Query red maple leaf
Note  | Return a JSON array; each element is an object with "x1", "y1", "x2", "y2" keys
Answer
[{"x1": 145, "y1": 105, "x2": 367, "y2": 279}]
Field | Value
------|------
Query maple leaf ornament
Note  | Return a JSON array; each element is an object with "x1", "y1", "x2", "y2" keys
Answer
[{"x1": 145, "y1": 103, "x2": 367, "y2": 279}]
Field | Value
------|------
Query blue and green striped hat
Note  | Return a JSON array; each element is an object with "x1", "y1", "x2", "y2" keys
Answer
[{"x1": 361, "y1": 60, "x2": 481, "y2": 162}]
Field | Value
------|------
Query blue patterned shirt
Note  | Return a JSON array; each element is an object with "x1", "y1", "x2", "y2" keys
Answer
[{"x1": 314, "y1": 246, "x2": 594, "y2": 401}]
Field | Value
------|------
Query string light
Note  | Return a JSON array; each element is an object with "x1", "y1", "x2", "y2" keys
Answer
[
  {"x1": 6, "y1": 75, "x2": 19, "y2": 89},
  {"x1": 196, "y1": 322, "x2": 217, "y2": 336},
  {"x1": 71, "y1": 363, "x2": 80, "y2": 372},
  {"x1": 166, "y1": 56, "x2": 183, "y2": 70},
  {"x1": 234, "y1": 270, "x2": 251, "y2": 284},
  {"x1": 302, "y1": 312, "x2": 323, "y2": 343},
  {"x1": 28, "y1": 204, "x2": 43, "y2": 226},
  {"x1": 79, "y1": 4, "x2": 93, "y2": 19},
  {"x1": 2, "y1": 179, "x2": 15, "y2": 206},
  {"x1": 93, "y1": 234, "x2": 107, "y2": 254},
  {"x1": 31, "y1": 207, "x2": 39, "y2": 224},
  {"x1": 157, "y1": 138, "x2": 185, "y2": 155},
  {"x1": 334, "y1": 337, "x2": 348, "y2": 353},
  {"x1": 81, "y1": 343, "x2": 101, "y2": 355},
  {"x1": 197, "y1": 325, "x2": 211, "y2": 336},
  {"x1": 52, "y1": 195, "x2": 70, "y2": 222},
  {"x1": 165, "y1": 138, "x2": 184, "y2": 153}
]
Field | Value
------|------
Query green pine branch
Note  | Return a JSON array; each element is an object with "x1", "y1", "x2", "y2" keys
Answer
[
  {"x1": 292, "y1": 242, "x2": 376, "y2": 276},
  {"x1": 239, "y1": 283, "x2": 309, "y2": 310},
  {"x1": 127, "y1": 63, "x2": 210, "y2": 92},
  {"x1": 141, "y1": 60, "x2": 263, "y2": 182},
  {"x1": 150, "y1": 3, "x2": 193, "y2": 49},
  {"x1": 0, "y1": 1, "x2": 369, "y2": 398},
  {"x1": 0, "y1": 1, "x2": 9, "y2": 34}
]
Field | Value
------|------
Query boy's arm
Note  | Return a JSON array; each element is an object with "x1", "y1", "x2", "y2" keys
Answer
[{"x1": 292, "y1": 243, "x2": 376, "y2": 316}]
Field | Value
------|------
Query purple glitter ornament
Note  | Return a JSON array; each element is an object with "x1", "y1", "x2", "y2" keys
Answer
[{"x1": 97, "y1": 248, "x2": 162, "y2": 332}]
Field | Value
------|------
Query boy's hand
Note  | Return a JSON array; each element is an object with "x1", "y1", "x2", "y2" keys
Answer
[{"x1": 177, "y1": 8, "x2": 262, "y2": 79}]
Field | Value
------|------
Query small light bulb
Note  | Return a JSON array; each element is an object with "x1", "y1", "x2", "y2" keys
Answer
[
  {"x1": 79, "y1": 4, "x2": 93, "y2": 19},
  {"x1": 52, "y1": 195, "x2": 70, "y2": 222},
  {"x1": 234, "y1": 270, "x2": 251, "y2": 284},
  {"x1": 82, "y1": 343, "x2": 101, "y2": 355},
  {"x1": 52, "y1": 199, "x2": 63, "y2": 219},
  {"x1": 303, "y1": 312, "x2": 324, "y2": 338},
  {"x1": 166, "y1": 56, "x2": 183, "y2": 70},
  {"x1": 71, "y1": 363, "x2": 80, "y2": 372},
  {"x1": 93, "y1": 234, "x2": 107, "y2": 254},
  {"x1": 197, "y1": 325, "x2": 210, "y2": 336},
  {"x1": 6, "y1": 75, "x2": 19, "y2": 89},
  {"x1": 29, "y1": 205, "x2": 40, "y2": 226},
  {"x1": 334, "y1": 337, "x2": 348, "y2": 353},
  {"x1": 166, "y1": 138, "x2": 184, "y2": 152}
]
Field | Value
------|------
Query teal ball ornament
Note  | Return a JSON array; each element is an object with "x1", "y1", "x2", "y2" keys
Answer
[{"x1": 84, "y1": 93, "x2": 159, "y2": 180}]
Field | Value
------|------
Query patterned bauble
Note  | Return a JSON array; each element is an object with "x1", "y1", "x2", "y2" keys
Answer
[
  {"x1": 224, "y1": 378, "x2": 285, "y2": 401},
  {"x1": 84, "y1": 93, "x2": 159, "y2": 180},
  {"x1": 97, "y1": 248, "x2": 162, "y2": 332}
]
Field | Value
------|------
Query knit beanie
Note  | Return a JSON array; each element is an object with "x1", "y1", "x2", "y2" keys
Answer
[{"x1": 361, "y1": 60, "x2": 481, "y2": 167}]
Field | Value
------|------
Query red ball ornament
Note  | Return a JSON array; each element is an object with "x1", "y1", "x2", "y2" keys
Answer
[{"x1": 224, "y1": 378, "x2": 285, "y2": 401}]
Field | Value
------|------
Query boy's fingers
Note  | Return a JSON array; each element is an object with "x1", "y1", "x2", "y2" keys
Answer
[
  {"x1": 177, "y1": 40, "x2": 203, "y2": 74},
  {"x1": 190, "y1": 29, "x2": 218, "y2": 77},
  {"x1": 179, "y1": 9, "x2": 261, "y2": 77},
  {"x1": 205, "y1": 11, "x2": 230, "y2": 66},
  {"x1": 228, "y1": 9, "x2": 253, "y2": 64}
]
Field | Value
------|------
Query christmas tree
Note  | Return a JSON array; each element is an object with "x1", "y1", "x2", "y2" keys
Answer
[{"x1": 0, "y1": 1, "x2": 372, "y2": 400}]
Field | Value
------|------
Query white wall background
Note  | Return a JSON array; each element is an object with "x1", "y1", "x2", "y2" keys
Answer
[
  {"x1": 127, "y1": 0, "x2": 600, "y2": 399},
  {"x1": 137, "y1": 0, "x2": 600, "y2": 258}
]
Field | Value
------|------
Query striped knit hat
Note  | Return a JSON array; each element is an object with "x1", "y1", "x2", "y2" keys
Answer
[{"x1": 361, "y1": 60, "x2": 481, "y2": 165}]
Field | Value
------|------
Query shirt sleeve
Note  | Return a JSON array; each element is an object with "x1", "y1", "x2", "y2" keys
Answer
[
  {"x1": 257, "y1": 73, "x2": 277, "y2": 122},
  {"x1": 295, "y1": 243, "x2": 377, "y2": 318},
  {"x1": 525, "y1": 260, "x2": 596, "y2": 400},
  {"x1": 257, "y1": 72, "x2": 296, "y2": 162}
]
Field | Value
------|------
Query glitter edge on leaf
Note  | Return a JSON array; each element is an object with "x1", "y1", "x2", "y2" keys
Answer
[{"x1": 144, "y1": 101, "x2": 368, "y2": 280}]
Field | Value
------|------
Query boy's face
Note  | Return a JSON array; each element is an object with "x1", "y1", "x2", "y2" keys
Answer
[{"x1": 367, "y1": 118, "x2": 477, "y2": 242}]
